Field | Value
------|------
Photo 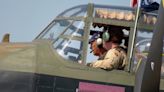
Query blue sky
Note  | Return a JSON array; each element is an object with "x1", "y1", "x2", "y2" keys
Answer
[
  {"x1": 0, "y1": 0, "x2": 131, "y2": 42},
  {"x1": 0, "y1": 0, "x2": 161, "y2": 42}
]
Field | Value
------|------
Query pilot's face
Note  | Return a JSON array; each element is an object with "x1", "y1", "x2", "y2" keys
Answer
[{"x1": 90, "y1": 40, "x2": 101, "y2": 56}]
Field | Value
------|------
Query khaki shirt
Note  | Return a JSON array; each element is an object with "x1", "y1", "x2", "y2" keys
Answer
[{"x1": 90, "y1": 47, "x2": 127, "y2": 70}]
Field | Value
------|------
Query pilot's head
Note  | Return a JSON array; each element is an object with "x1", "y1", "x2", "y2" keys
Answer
[
  {"x1": 89, "y1": 33, "x2": 106, "y2": 56},
  {"x1": 101, "y1": 29, "x2": 124, "y2": 50}
]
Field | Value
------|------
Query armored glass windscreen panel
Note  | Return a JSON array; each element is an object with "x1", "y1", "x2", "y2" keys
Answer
[
  {"x1": 51, "y1": 20, "x2": 85, "y2": 62},
  {"x1": 63, "y1": 21, "x2": 84, "y2": 36},
  {"x1": 53, "y1": 38, "x2": 83, "y2": 62},
  {"x1": 40, "y1": 20, "x2": 74, "y2": 40},
  {"x1": 36, "y1": 17, "x2": 85, "y2": 62}
]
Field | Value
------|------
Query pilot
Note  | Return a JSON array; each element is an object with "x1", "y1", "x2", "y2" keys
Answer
[
  {"x1": 78, "y1": 33, "x2": 106, "y2": 64},
  {"x1": 87, "y1": 29, "x2": 127, "y2": 70},
  {"x1": 89, "y1": 33, "x2": 107, "y2": 60}
]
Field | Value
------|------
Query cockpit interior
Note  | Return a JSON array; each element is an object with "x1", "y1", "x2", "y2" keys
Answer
[{"x1": 35, "y1": 3, "x2": 164, "y2": 77}]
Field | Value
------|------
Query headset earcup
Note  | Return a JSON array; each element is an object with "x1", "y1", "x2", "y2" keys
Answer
[
  {"x1": 102, "y1": 32, "x2": 110, "y2": 41},
  {"x1": 96, "y1": 38, "x2": 103, "y2": 46}
]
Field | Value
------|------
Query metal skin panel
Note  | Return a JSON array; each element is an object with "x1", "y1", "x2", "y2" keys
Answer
[
  {"x1": 0, "y1": 43, "x2": 36, "y2": 73},
  {"x1": 0, "y1": 70, "x2": 134, "y2": 92},
  {"x1": 0, "y1": 70, "x2": 35, "y2": 92}
]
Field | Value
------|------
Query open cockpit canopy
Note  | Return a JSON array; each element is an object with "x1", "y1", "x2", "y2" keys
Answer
[{"x1": 35, "y1": 3, "x2": 164, "y2": 75}]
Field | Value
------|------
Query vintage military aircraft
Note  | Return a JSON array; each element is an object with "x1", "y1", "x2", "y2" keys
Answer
[{"x1": 0, "y1": 1, "x2": 164, "y2": 92}]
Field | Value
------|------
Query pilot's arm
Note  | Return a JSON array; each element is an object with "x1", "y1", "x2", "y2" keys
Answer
[{"x1": 89, "y1": 48, "x2": 127, "y2": 70}]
